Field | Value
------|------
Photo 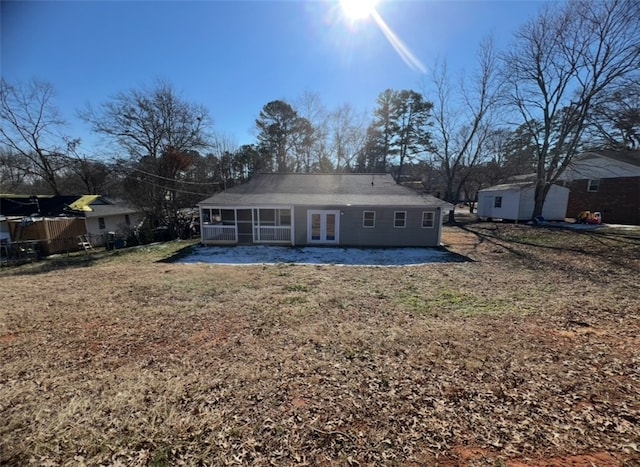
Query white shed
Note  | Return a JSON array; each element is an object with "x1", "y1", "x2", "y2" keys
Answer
[{"x1": 477, "y1": 182, "x2": 569, "y2": 221}]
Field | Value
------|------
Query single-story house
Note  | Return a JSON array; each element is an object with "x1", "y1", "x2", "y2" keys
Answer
[
  {"x1": 0, "y1": 194, "x2": 145, "y2": 252},
  {"x1": 477, "y1": 182, "x2": 569, "y2": 222},
  {"x1": 557, "y1": 150, "x2": 640, "y2": 225},
  {"x1": 73, "y1": 196, "x2": 145, "y2": 246},
  {"x1": 197, "y1": 173, "x2": 453, "y2": 247}
]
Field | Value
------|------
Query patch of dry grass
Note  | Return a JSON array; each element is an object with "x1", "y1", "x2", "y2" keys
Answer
[{"x1": 1, "y1": 225, "x2": 639, "y2": 466}]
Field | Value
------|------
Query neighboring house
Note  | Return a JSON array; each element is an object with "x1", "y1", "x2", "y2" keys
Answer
[
  {"x1": 558, "y1": 150, "x2": 640, "y2": 225},
  {"x1": 477, "y1": 182, "x2": 569, "y2": 222},
  {"x1": 197, "y1": 173, "x2": 453, "y2": 247},
  {"x1": 0, "y1": 194, "x2": 144, "y2": 251},
  {"x1": 76, "y1": 196, "x2": 145, "y2": 246}
]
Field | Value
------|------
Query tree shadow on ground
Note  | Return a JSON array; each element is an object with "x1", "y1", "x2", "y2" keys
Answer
[
  {"x1": 458, "y1": 222, "x2": 640, "y2": 279},
  {"x1": 1, "y1": 252, "x2": 102, "y2": 277}
]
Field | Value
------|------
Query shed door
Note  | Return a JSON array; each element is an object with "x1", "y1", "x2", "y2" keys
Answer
[{"x1": 307, "y1": 210, "x2": 340, "y2": 245}]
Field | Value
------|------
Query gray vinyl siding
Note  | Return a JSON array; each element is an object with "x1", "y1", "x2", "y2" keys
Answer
[{"x1": 293, "y1": 206, "x2": 441, "y2": 247}]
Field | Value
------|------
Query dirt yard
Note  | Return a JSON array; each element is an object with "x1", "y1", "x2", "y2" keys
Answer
[{"x1": 1, "y1": 223, "x2": 638, "y2": 466}]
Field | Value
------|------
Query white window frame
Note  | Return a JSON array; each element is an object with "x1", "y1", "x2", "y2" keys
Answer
[
  {"x1": 587, "y1": 179, "x2": 600, "y2": 192},
  {"x1": 394, "y1": 211, "x2": 407, "y2": 228},
  {"x1": 363, "y1": 211, "x2": 375, "y2": 228},
  {"x1": 421, "y1": 211, "x2": 435, "y2": 228}
]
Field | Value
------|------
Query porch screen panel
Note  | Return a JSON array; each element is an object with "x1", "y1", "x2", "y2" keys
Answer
[
  {"x1": 237, "y1": 209, "x2": 252, "y2": 221},
  {"x1": 278, "y1": 209, "x2": 291, "y2": 225},
  {"x1": 221, "y1": 209, "x2": 236, "y2": 225},
  {"x1": 259, "y1": 209, "x2": 275, "y2": 224}
]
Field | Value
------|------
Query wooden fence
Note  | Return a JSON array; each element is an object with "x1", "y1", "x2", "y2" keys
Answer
[{"x1": 7, "y1": 217, "x2": 88, "y2": 255}]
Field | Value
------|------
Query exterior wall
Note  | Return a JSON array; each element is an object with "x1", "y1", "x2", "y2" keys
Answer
[
  {"x1": 201, "y1": 204, "x2": 444, "y2": 247},
  {"x1": 479, "y1": 186, "x2": 569, "y2": 221},
  {"x1": 85, "y1": 213, "x2": 144, "y2": 246},
  {"x1": 565, "y1": 176, "x2": 640, "y2": 225},
  {"x1": 293, "y1": 205, "x2": 442, "y2": 247},
  {"x1": 476, "y1": 193, "x2": 493, "y2": 218},
  {"x1": 477, "y1": 189, "x2": 521, "y2": 220},
  {"x1": 518, "y1": 186, "x2": 569, "y2": 221}
]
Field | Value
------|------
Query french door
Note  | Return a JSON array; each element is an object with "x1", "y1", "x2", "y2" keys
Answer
[{"x1": 307, "y1": 210, "x2": 340, "y2": 245}]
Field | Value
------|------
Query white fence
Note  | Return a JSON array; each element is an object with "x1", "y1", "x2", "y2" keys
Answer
[
  {"x1": 202, "y1": 225, "x2": 237, "y2": 242},
  {"x1": 202, "y1": 224, "x2": 291, "y2": 244},
  {"x1": 254, "y1": 226, "x2": 291, "y2": 243}
]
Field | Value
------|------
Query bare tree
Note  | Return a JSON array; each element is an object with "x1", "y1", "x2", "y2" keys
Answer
[
  {"x1": 328, "y1": 103, "x2": 368, "y2": 172},
  {"x1": 81, "y1": 80, "x2": 211, "y2": 228},
  {"x1": 424, "y1": 38, "x2": 502, "y2": 222},
  {"x1": 585, "y1": 76, "x2": 640, "y2": 150},
  {"x1": 0, "y1": 79, "x2": 71, "y2": 195},
  {"x1": 209, "y1": 133, "x2": 239, "y2": 188},
  {"x1": 503, "y1": 0, "x2": 640, "y2": 218},
  {"x1": 295, "y1": 92, "x2": 329, "y2": 172},
  {"x1": 0, "y1": 148, "x2": 31, "y2": 192}
]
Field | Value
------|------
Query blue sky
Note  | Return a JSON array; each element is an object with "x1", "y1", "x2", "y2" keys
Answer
[{"x1": 1, "y1": 0, "x2": 550, "y2": 155}]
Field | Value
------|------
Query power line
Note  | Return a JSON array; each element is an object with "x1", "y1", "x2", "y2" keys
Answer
[
  {"x1": 125, "y1": 165, "x2": 223, "y2": 186},
  {"x1": 127, "y1": 175, "x2": 217, "y2": 197}
]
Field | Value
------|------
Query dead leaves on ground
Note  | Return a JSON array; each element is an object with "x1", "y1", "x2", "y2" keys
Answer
[{"x1": 1, "y1": 224, "x2": 639, "y2": 465}]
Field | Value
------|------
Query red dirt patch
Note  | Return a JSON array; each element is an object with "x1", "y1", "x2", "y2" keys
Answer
[{"x1": 0, "y1": 333, "x2": 18, "y2": 344}]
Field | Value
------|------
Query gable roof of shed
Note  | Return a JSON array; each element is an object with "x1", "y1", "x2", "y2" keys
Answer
[
  {"x1": 479, "y1": 182, "x2": 534, "y2": 192},
  {"x1": 199, "y1": 173, "x2": 452, "y2": 208},
  {"x1": 479, "y1": 181, "x2": 568, "y2": 193}
]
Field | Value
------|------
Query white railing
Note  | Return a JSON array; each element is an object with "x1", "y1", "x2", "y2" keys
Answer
[
  {"x1": 254, "y1": 226, "x2": 291, "y2": 243},
  {"x1": 202, "y1": 224, "x2": 236, "y2": 242}
]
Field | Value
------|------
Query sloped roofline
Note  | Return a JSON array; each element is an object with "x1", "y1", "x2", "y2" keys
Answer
[
  {"x1": 577, "y1": 150, "x2": 640, "y2": 167},
  {"x1": 197, "y1": 173, "x2": 453, "y2": 208}
]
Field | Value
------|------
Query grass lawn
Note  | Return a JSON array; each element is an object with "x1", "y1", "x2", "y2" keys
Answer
[{"x1": 1, "y1": 223, "x2": 639, "y2": 466}]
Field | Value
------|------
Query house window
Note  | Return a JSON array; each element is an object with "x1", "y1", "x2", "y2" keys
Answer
[
  {"x1": 363, "y1": 211, "x2": 375, "y2": 228},
  {"x1": 494, "y1": 196, "x2": 502, "y2": 208},
  {"x1": 124, "y1": 214, "x2": 131, "y2": 226},
  {"x1": 588, "y1": 179, "x2": 600, "y2": 192},
  {"x1": 394, "y1": 211, "x2": 406, "y2": 228},
  {"x1": 98, "y1": 217, "x2": 105, "y2": 230},
  {"x1": 422, "y1": 211, "x2": 435, "y2": 228}
]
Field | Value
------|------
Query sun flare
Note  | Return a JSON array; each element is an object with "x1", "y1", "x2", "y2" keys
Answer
[{"x1": 340, "y1": 0, "x2": 378, "y2": 20}]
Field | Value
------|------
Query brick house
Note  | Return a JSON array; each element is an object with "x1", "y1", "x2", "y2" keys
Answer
[{"x1": 559, "y1": 151, "x2": 640, "y2": 225}]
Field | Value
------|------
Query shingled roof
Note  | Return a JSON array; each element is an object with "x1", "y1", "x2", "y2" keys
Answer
[
  {"x1": 578, "y1": 150, "x2": 640, "y2": 167},
  {"x1": 198, "y1": 173, "x2": 452, "y2": 208}
]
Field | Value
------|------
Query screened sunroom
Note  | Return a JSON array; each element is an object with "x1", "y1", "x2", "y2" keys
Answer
[{"x1": 200, "y1": 207, "x2": 293, "y2": 245}]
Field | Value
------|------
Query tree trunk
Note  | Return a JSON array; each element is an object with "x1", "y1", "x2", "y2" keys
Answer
[
  {"x1": 532, "y1": 181, "x2": 550, "y2": 220},
  {"x1": 448, "y1": 205, "x2": 456, "y2": 224}
]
